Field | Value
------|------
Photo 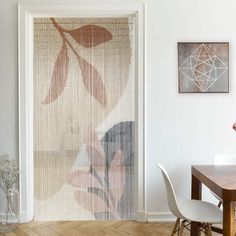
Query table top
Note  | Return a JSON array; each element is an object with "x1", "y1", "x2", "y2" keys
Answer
[{"x1": 192, "y1": 165, "x2": 236, "y2": 201}]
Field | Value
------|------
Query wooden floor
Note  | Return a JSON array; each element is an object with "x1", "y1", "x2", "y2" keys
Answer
[{"x1": 0, "y1": 221, "x2": 222, "y2": 236}]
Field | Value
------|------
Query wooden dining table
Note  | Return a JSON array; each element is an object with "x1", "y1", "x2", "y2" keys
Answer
[{"x1": 191, "y1": 165, "x2": 236, "y2": 236}]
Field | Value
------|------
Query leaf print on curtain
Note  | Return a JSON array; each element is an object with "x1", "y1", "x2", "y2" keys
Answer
[
  {"x1": 33, "y1": 17, "x2": 135, "y2": 220},
  {"x1": 42, "y1": 41, "x2": 69, "y2": 104},
  {"x1": 67, "y1": 123, "x2": 134, "y2": 220},
  {"x1": 43, "y1": 18, "x2": 110, "y2": 107}
]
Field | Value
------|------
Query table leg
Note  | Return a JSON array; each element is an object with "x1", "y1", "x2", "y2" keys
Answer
[
  {"x1": 190, "y1": 175, "x2": 202, "y2": 236},
  {"x1": 223, "y1": 201, "x2": 235, "y2": 236}
]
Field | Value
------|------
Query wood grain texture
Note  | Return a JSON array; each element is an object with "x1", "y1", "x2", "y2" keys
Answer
[
  {"x1": 191, "y1": 174, "x2": 202, "y2": 236},
  {"x1": 192, "y1": 165, "x2": 236, "y2": 236},
  {"x1": 223, "y1": 201, "x2": 235, "y2": 236},
  {"x1": 0, "y1": 221, "x2": 223, "y2": 236},
  {"x1": 192, "y1": 165, "x2": 236, "y2": 201}
]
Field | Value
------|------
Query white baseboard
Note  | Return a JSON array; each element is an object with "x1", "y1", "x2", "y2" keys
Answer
[
  {"x1": 19, "y1": 211, "x2": 30, "y2": 223},
  {"x1": 135, "y1": 211, "x2": 176, "y2": 222},
  {"x1": 0, "y1": 214, "x2": 17, "y2": 223},
  {"x1": 135, "y1": 211, "x2": 147, "y2": 222},
  {"x1": 146, "y1": 212, "x2": 176, "y2": 222},
  {"x1": 8, "y1": 211, "x2": 175, "y2": 223},
  {"x1": 0, "y1": 211, "x2": 29, "y2": 223}
]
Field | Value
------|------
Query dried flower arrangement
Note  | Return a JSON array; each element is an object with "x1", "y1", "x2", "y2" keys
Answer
[{"x1": 0, "y1": 154, "x2": 19, "y2": 232}]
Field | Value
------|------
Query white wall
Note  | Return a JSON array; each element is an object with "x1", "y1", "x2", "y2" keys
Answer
[
  {"x1": 1, "y1": 0, "x2": 236, "y2": 221},
  {"x1": 146, "y1": 0, "x2": 236, "y2": 221}
]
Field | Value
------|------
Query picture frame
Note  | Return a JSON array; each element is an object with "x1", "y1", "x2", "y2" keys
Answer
[{"x1": 178, "y1": 42, "x2": 229, "y2": 93}]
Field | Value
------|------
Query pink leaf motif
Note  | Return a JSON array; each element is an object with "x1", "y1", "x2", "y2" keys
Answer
[
  {"x1": 109, "y1": 151, "x2": 125, "y2": 207},
  {"x1": 42, "y1": 41, "x2": 69, "y2": 104},
  {"x1": 83, "y1": 128, "x2": 104, "y2": 153},
  {"x1": 86, "y1": 145, "x2": 106, "y2": 178},
  {"x1": 84, "y1": 129, "x2": 106, "y2": 177},
  {"x1": 86, "y1": 145, "x2": 105, "y2": 167},
  {"x1": 77, "y1": 56, "x2": 106, "y2": 107},
  {"x1": 67, "y1": 170, "x2": 102, "y2": 189},
  {"x1": 67, "y1": 24, "x2": 112, "y2": 48},
  {"x1": 74, "y1": 190, "x2": 109, "y2": 213}
]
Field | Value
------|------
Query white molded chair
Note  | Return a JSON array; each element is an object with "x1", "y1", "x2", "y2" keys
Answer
[
  {"x1": 212, "y1": 154, "x2": 236, "y2": 208},
  {"x1": 157, "y1": 164, "x2": 222, "y2": 236}
]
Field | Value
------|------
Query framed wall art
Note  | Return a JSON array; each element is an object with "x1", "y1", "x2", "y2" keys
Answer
[{"x1": 178, "y1": 42, "x2": 229, "y2": 93}]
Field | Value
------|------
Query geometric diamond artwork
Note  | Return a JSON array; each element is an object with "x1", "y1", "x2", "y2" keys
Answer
[{"x1": 178, "y1": 43, "x2": 229, "y2": 93}]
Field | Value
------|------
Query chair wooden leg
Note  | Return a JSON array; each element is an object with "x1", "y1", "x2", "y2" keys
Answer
[
  {"x1": 179, "y1": 221, "x2": 184, "y2": 236},
  {"x1": 171, "y1": 218, "x2": 180, "y2": 236},
  {"x1": 206, "y1": 223, "x2": 212, "y2": 236}
]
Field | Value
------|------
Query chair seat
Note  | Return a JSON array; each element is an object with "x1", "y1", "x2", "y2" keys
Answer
[{"x1": 177, "y1": 197, "x2": 222, "y2": 223}]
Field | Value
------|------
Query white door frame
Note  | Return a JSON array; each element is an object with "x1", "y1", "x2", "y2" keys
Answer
[{"x1": 18, "y1": 1, "x2": 146, "y2": 222}]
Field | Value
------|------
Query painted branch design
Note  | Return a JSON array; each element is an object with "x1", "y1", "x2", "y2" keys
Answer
[{"x1": 43, "y1": 18, "x2": 113, "y2": 107}]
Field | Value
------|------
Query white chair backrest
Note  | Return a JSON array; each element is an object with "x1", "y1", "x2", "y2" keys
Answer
[
  {"x1": 214, "y1": 154, "x2": 236, "y2": 165},
  {"x1": 157, "y1": 164, "x2": 183, "y2": 218}
]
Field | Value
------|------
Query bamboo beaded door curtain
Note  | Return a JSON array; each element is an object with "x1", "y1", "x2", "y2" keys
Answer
[{"x1": 33, "y1": 17, "x2": 136, "y2": 220}]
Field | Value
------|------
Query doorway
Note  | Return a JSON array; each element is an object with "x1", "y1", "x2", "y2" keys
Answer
[
  {"x1": 33, "y1": 16, "x2": 136, "y2": 220},
  {"x1": 18, "y1": 3, "x2": 145, "y2": 222}
]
